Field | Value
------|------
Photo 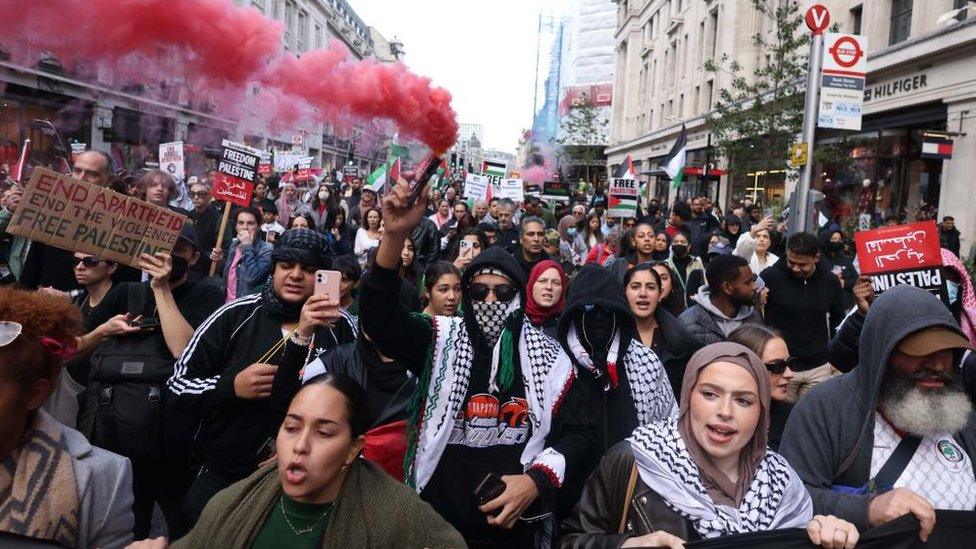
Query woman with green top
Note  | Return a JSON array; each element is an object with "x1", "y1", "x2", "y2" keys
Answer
[{"x1": 128, "y1": 373, "x2": 464, "y2": 548}]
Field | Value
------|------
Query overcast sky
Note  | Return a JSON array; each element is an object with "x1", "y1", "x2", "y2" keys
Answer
[{"x1": 349, "y1": 0, "x2": 570, "y2": 154}]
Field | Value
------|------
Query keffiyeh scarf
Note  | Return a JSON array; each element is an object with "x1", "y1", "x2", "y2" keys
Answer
[
  {"x1": 628, "y1": 420, "x2": 812, "y2": 539},
  {"x1": 0, "y1": 410, "x2": 79, "y2": 546}
]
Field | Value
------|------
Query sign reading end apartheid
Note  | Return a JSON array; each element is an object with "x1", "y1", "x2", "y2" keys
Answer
[
  {"x1": 6, "y1": 168, "x2": 186, "y2": 268},
  {"x1": 608, "y1": 177, "x2": 638, "y2": 218},
  {"x1": 212, "y1": 139, "x2": 261, "y2": 207},
  {"x1": 853, "y1": 220, "x2": 947, "y2": 304}
]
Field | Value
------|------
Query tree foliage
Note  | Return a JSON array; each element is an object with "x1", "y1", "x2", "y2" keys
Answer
[
  {"x1": 556, "y1": 93, "x2": 609, "y2": 183},
  {"x1": 704, "y1": 0, "x2": 807, "y2": 177}
]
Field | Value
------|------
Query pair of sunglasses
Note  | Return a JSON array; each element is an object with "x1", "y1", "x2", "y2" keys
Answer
[
  {"x1": 0, "y1": 321, "x2": 22, "y2": 347},
  {"x1": 76, "y1": 256, "x2": 102, "y2": 268},
  {"x1": 189, "y1": 191, "x2": 210, "y2": 198},
  {"x1": 468, "y1": 283, "x2": 518, "y2": 302},
  {"x1": 765, "y1": 357, "x2": 798, "y2": 374}
]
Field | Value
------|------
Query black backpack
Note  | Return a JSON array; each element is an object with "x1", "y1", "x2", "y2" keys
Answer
[{"x1": 88, "y1": 283, "x2": 195, "y2": 464}]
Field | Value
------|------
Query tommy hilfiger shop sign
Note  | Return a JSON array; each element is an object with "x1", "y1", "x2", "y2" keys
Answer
[{"x1": 864, "y1": 72, "x2": 928, "y2": 102}]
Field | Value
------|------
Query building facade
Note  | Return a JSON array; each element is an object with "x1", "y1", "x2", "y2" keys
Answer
[
  {"x1": 0, "y1": 0, "x2": 393, "y2": 180},
  {"x1": 607, "y1": 0, "x2": 976, "y2": 255}
]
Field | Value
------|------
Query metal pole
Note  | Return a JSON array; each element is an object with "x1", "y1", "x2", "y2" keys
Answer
[
  {"x1": 796, "y1": 34, "x2": 824, "y2": 234},
  {"x1": 532, "y1": 13, "x2": 542, "y2": 120}
]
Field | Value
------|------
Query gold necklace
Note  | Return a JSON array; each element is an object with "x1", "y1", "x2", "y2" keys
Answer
[{"x1": 279, "y1": 497, "x2": 337, "y2": 536}]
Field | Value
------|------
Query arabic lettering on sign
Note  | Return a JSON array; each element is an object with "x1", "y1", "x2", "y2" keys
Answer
[{"x1": 854, "y1": 221, "x2": 942, "y2": 276}]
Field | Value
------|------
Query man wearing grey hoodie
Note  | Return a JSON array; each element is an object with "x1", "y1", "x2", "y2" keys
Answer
[
  {"x1": 679, "y1": 254, "x2": 762, "y2": 345},
  {"x1": 780, "y1": 285, "x2": 976, "y2": 541}
]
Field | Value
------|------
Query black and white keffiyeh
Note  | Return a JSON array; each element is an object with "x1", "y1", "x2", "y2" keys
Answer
[
  {"x1": 623, "y1": 341, "x2": 678, "y2": 424},
  {"x1": 471, "y1": 298, "x2": 518, "y2": 348},
  {"x1": 628, "y1": 421, "x2": 812, "y2": 539}
]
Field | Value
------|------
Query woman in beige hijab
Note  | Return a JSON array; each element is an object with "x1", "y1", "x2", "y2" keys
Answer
[{"x1": 561, "y1": 342, "x2": 859, "y2": 548}]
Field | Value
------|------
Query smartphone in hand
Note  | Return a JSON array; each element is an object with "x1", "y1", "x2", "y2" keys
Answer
[
  {"x1": 474, "y1": 473, "x2": 507, "y2": 507},
  {"x1": 314, "y1": 270, "x2": 342, "y2": 299}
]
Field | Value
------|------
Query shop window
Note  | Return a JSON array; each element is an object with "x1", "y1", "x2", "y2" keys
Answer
[
  {"x1": 851, "y1": 5, "x2": 863, "y2": 34},
  {"x1": 889, "y1": 0, "x2": 912, "y2": 46}
]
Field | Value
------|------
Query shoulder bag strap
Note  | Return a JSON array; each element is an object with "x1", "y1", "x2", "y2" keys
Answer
[
  {"x1": 618, "y1": 462, "x2": 639, "y2": 534},
  {"x1": 871, "y1": 434, "x2": 923, "y2": 493}
]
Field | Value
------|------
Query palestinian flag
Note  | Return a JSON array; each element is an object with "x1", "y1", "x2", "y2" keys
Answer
[
  {"x1": 365, "y1": 156, "x2": 401, "y2": 193},
  {"x1": 659, "y1": 125, "x2": 687, "y2": 189},
  {"x1": 612, "y1": 155, "x2": 635, "y2": 179},
  {"x1": 482, "y1": 160, "x2": 507, "y2": 178}
]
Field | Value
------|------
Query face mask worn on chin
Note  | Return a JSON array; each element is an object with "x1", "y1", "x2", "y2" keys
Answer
[
  {"x1": 168, "y1": 255, "x2": 190, "y2": 282},
  {"x1": 948, "y1": 280, "x2": 960, "y2": 305},
  {"x1": 671, "y1": 244, "x2": 689, "y2": 258}
]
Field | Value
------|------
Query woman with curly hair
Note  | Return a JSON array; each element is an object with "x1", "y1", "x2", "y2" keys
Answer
[{"x1": 0, "y1": 287, "x2": 134, "y2": 547}]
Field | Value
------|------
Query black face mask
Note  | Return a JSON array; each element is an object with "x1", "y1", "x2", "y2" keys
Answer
[
  {"x1": 574, "y1": 307, "x2": 616, "y2": 367},
  {"x1": 169, "y1": 255, "x2": 190, "y2": 282},
  {"x1": 827, "y1": 241, "x2": 844, "y2": 252},
  {"x1": 671, "y1": 244, "x2": 689, "y2": 258}
]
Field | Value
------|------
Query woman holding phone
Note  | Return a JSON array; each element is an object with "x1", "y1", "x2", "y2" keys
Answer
[{"x1": 450, "y1": 228, "x2": 488, "y2": 272}]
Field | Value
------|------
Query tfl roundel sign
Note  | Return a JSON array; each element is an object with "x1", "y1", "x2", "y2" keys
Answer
[
  {"x1": 822, "y1": 33, "x2": 868, "y2": 76},
  {"x1": 805, "y1": 4, "x2": 830, "y2": 34},
  {"x1": 829, "y1": 35, "x2": 864, "y2": 68}
]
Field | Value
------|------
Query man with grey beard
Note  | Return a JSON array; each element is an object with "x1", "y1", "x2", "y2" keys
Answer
[{"x1": 780, "y1": 285, "x2": 976, "y2": 542}]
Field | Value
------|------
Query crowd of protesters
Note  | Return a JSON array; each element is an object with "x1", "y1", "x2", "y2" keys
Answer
[{"x1": 1, "y1": 154, "x2": 975, "y2": 548}]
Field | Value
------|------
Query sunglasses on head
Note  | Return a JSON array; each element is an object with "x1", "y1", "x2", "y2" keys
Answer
[
  {"x1": 764, "y1": 357, "x2": 797, "y2": 374},
  {"x1": 468, "y1": 283, "x2": 518, "y2": 302},
  {"x1": 76, "y1": 256, "x2": 102, "y2": 268},
  {"x1": 0, "y1": 321, "x2": 23, "y2": 347}
]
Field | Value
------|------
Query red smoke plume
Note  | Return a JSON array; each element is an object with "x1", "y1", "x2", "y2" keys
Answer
[{"x1": 1, "y1": 0, "x2": 457, "y2": 152}]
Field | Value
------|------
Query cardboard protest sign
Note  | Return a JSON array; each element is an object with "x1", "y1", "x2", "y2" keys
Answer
[
  {"x1": 854, "y1": 220, "x2": 947, "y2": 303},
  {"x1": 257, "y1": 151, "x2": 272, "y2": 175},
  {"x1": 542, "y1": 180, "x2": 570, "y2": 201},
  {"x1": 159, "y1": 141, "x2": 185, "y2": 181},
  {"x1": 343, "y1": 165, "x2": 360, "y2": 181},
  {"x1": 464, "y1": 173, "x2": 489, "y2": 201},
  {"x1": 608, "y1": 177, "x2": 638, "y2": 218},
  {"x1": 274, "y1": 151, "x2": 302, "y2": 173},
  {"x1": 212, "y1": 140, "x2": 260, "y2": 207},
  {"x1": 70, "y1": 143, "x2": 86, "y2": 162},
  {"x1": 497, "y1": 178, "x2": 524, "y2": 202},
  {"x1": 6, "y1": 168, "x2": 186, "y2": 268}
]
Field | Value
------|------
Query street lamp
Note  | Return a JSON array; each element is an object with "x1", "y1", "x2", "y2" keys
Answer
[{"x1": 554, "y1": 151, "x2": 562, "y2": 179}]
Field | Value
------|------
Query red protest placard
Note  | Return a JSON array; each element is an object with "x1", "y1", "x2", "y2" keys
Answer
[
  {"x1": 211, "y1": 172, "x2": 254, "y2": 208},
  {"x1": 853, "y1": 221, "x2": 942, "y2": 275}
]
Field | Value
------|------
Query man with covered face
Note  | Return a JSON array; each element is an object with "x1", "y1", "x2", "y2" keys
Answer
[
  {"x1": 780, "y1": 285, "x2": 976, "y2": 542},
  {"x1": 360, "y1": 179, "x2": 594, "y2": 547}
]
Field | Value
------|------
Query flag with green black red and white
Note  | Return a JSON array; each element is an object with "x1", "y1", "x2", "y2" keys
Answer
[{"x1": 660, "y1": 125, "x2": 687, "y2": 189}]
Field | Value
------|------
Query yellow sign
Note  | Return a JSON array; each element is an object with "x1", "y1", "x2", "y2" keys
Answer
[{"x1": 789, "y1": 143, "x2": 809, "y2": 168}]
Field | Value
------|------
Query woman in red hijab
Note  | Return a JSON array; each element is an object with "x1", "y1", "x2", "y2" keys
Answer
[{"x1": 525, "y1": 259, "x2": 567, "y2": 338}]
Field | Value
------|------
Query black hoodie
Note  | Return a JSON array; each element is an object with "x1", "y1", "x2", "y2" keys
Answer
[
  {"x1": 761, "y1": 256, "x2": 847, "y2": 370},
  {"x1": 557, "y1": 264, "x2": 641, "y2": 448}
]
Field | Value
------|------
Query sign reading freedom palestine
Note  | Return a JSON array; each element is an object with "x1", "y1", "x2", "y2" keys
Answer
[
  {"x1": 212, "y1": 140, "x2": 261, "y2": 207},
  {"x1": 7, "y1": 168, "x2": 186, "y2": 267},
  {"x1": 853, "y1": 220, "x2": 948, "y2": 304}
]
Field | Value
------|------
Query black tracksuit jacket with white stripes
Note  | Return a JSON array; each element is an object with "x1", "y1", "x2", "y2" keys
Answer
[{"x1": 166, "y1": 293, "x2": 356, "y2": 481}]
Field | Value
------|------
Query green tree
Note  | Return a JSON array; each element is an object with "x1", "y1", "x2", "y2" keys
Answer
[
  {"x1": 556, "y1": 93, "x2": 608, "y2": 184},
  {"x1": 705, "y1": 0, "x2": 808, "y2": 178}
]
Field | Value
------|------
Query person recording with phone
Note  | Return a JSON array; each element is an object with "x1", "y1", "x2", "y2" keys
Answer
[
  {"x1": 76, "y1": 224, "x2": 224, "y2": 539},
  {"x1": 359, "y1": 177, "x2": 595, "y2": 547},
  {"x1": 167, "y1": 228, "x2": 356, "y2": 527},
  {"x1": 209, "y1": 207, "x2": 273, "y2": 303}
]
